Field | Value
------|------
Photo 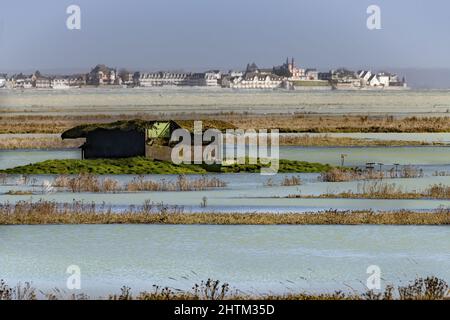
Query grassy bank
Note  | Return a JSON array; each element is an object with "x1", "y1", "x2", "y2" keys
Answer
[
  {"x1": 232, "y1": 115, "x2": 450, "y2": 133},
  {"x1": 279, "y1": 134, "x2": 441, "y2": 147},
  {"x1": 2, "y1": 114, "x2": 450, "y2": 134},
  {"x1": 0, "y1": 157, "x2": 332, "y2": 174},
  {"x1": 0, "y1": 200, "x2": 448, "y2": 225},
  {"x1": 0, "y1": 134, "x2": 439, "y2": 150},
  {"x1": 0, "y1": 137, "x2": 84, "y2": 150},
  {"x1": 292, "y1": 80, "x2": 330, "y2": 87},
  {"x1": 0, "y1": 277, "x2": 448, "y2": 300}
]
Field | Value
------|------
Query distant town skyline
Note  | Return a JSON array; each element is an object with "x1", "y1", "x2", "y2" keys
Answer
[{"x1": 1, "y1": 0, "x2": 450, "y2": 73}]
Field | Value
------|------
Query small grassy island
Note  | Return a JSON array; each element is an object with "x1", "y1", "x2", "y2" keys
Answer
[{"x1": 0, "y1": 157, "x2": 333, "y2": 175}]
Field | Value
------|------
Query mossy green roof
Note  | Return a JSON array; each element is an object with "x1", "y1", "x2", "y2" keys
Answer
[{"x1": 62, "y1": 119, "x2": 235, "y2": 139}]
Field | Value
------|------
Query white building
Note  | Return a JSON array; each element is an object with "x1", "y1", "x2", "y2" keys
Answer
[
  {"x1": 357, "y1": 71, "x2": 404, "y2": 88},
  {"x1": 367, "y1": 74, "x2": 381, "y2": 87},
  {"x1": 203, "y1": 71, "x2": 221, "y2": 86},
  {"x1": 13, "y1": 77, "x2": 33, "y2": 89},
  {"x1": 137, "y1": 71, "x2": 220, "y2": 87},
  {"x1": 35, "y1": 77, "x2": 52, "y2": 88},
  {"x1": 52, "y1": 78, "x2": 70, "y2": 89},
  {"x1": 138, "y1": 72, "x2": 190, "y2": 87},
  {"x1": 230, "y1": 73, "x2": 282, "y2": 89},
  {"x1": 377, "y1": 73, "x2": 390, "y2": 87},
  {"x1": 358, "y1": 70, "x2": 372, "y2": 82},
  {"x1": 0, "y1": 78, "x2": 5, "y2": 88}
]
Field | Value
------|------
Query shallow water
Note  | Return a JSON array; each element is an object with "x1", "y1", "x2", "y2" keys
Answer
[
  {"x1": 281, "y1": 146, "x2": 450, "y2": 166},
  {"x1": 0, "y1": 149, "x2": 80, "y2": 170},
  {"x1": 0, "y1": 224, "x2": 448, "y2": 297},
  {"x1": 1, "y1": 148, "x2": 449, "y2": 212}
]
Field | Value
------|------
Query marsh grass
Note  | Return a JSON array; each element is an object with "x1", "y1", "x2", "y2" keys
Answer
[
  {"x1": 0, "y1": 137, "x2": 84, "y2": 150},
  {"x1": 2, "y1": 114, "x2": 450, "y2": 134},
  {"x1": 279, "y1": 134, "x2": 436, "y2": 147},
  {"x1": 320, "y1": 168, "x2": 384, "y2": 182},
  {"x1": 320, "y1": 165, "x2": 423, "y2": 182},
  {"x1": 231, "y1": 115, "x2": 450, "y2": 133},
  {"x1": 53, "y1": 174, "x2": 119, "y2": 192},
  {"x1": 0, "y1": 200, "x2": 448, "y2": 225},
  {"x1": 50, "y1": 174, "x2": 227, "y2": 192},
  {"x1": 5, "y1": 190, "x2": 34, "y2": 196},
  {"x1": 263, "y1": 176, "x2": 302, "y2": 187},
  {"x1": 281, "y1": 175, "x2": 302, "y2": 186},
  {"x1": 396, "y1": 165, "x2": 424, "y2": 179},
  {"x1": 127, "y1": 175, "x2": 227, "y2": 192},
  {"x1": 433, "y1": 171, "x2": 450, "y2": 177},
  {"x1": 0, "y1": 173, "x2": 9, "y2": 184},
  {"x1": 288, "y1": 182, "x2": 450, "y2": 200},
  {"x1": 0, "y1": 277, "x2": 448, "y2": 300}
]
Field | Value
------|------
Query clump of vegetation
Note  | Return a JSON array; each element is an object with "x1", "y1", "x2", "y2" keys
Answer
[
  {"x1": 425, "y1": 183, "x2": 450, "y2": 199},
  {"x1": 398, "y1": 276, "x2": 449, "y2": 300},
  {"x1": 53, "y1": 173, "x2": 119, "y2": 192},
  {"x1": 263, "y1": 176, "x2": 302, "y2": 187},
  {"x1": 263, "y1": 178, "x2": 276, "y2": 187},
  {"x1": 126, "y1": 175, "x2": 227, "y2": 191},
  {"x1": 112, "y1": 279, "x2": 233, "y2": 301},
  {"x1": 393, "y1": 165, "x2": 424, "y2": 179},
  {"x1": 1, "y1": 277, "x2": 448, "y2": 300},
  {"x1": 0, "y1": 173, "x2": 9, "y2": 184},
  {"x1": 0, "y1": 157, "x2": 333, "y2": 175},
  {"x1": 281, "y1": 175, "x2": 302, "y2": 186},
  {"x1": 50, "y1": 173, "x2": 227, "y2": 193},
  {"x1": 5, "y1": 190, "x2": 34, "y2": 196},
  {"x1": 0, "y1": 200, "x2": 448, "y2": 225},
  {"x1": 433, "y1": 171, "x2": 450, "y2": 177},
  {"x1": 320, "y1": 168, "x2": 383, "y2": 182},
  {"x1": 0, "y1": 280, "x2": 36, "y2": 300},
  {"x1": 320, "y1": 165, "x2": 424, "y2": 182}
]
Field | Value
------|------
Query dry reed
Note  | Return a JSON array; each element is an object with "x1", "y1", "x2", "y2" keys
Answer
[
  {"x1": 0, "y1": 137, "x2": 84, "y2": 150},
  {"x1": 0, "y1": 200, "x2": 448, "y2": 225},
  {"x1": 51, "y1": 174, "x2": 227, "y2": 192},
  {"x1": 2, "y1": 114, "x2": 450, "y2": 134},
  {"x1": 288, "y1": 182, "x2": 450, "y2": 200},
  {"x1": 0, "y1": 276, "x2": 448, "y2": 300}
]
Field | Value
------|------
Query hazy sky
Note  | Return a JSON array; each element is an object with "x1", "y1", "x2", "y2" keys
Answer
[{"x1": 1, "y1": 0, "x2": 450, "y2": 73}]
